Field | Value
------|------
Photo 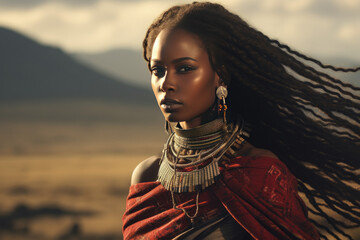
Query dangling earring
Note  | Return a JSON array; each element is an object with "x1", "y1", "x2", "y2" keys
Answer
[{"x1": 216, "y1": 85, "x2": 228, "y2": 124}]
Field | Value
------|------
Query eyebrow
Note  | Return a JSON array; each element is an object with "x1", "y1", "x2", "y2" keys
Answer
[{"x1": 151, "y1": 57, "x2": 198, "y2": 64}]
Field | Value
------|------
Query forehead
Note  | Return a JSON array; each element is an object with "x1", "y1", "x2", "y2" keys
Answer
[{"x1": 151, "y1": 28, "x2": 207, "y2": 62}]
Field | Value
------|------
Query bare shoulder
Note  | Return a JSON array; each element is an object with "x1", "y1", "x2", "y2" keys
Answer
[{"x1": 131, "y1": 155, "x2": 161, "y2": 185}]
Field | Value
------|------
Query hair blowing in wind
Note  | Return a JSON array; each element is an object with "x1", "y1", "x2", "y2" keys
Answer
[{"x1": 143, "y1": 2, "x2": 360, "y2": 239}]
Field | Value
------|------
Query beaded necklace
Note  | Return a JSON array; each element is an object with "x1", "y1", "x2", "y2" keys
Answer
[
  {"x1": 157, "y1": 119, "x2": 246, "y2": 193},
  {"x1": 157, "y1": 118, "x2": 246, "y2": 220}
]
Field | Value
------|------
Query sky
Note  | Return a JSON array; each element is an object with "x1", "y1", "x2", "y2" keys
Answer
[{"x1": 0, "y1": 0, "x2": 359, "y2": 62}]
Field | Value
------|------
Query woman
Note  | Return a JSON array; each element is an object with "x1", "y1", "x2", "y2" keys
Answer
[{"x1": 122, "y1": 2, "x2": 360, "y2": 240}]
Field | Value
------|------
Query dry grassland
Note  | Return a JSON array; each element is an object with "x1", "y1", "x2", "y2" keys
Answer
[{"x1": 0, "y1": 100, "x2": 166, "y2": 239}]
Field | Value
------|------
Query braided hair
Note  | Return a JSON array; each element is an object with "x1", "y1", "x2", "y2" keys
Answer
[{"x1": 143, "y1": 2, "x2": 360, "y2": 239}]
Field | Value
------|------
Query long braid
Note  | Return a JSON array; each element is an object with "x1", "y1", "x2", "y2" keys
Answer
[
  {"x1": 143, "y1": 2, "x2": 360, "y2": 239},
  {"x1": 269, "y1": 38, "x2": 360, "y2": 73}
]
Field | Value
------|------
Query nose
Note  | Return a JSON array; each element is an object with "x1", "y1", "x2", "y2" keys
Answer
[{"x1": 159, "y1": 71, "x2": 175, "y2": 92}]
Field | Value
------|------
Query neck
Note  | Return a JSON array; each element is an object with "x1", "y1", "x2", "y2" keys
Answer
[
  {"x1": 179, "y1": 110, "x2": 217, "y2": 129},
  {"x1": 174, "y1": 118, "x2": 224, "y2": 139}
]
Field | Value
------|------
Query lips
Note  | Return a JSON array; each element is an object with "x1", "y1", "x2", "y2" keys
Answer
[
  {"x1": 160, "y1": 98, "x2": 182, "y2": 112},
  {"x1": 160, "y1": 98, "x2": 182, "y2": 105}
]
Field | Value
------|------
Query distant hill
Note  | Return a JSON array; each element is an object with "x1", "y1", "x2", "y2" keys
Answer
[
  {"x1": 0, "y1": 26, "x2": 153, "y2": 103},
  {"x1": 72, "y1": 48, "x2": 150, "y2": 90}
]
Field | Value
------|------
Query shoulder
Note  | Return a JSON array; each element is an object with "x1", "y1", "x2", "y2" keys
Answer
[
  {"x1": 247, "y1": 147, "x2": 279, "y2": 159},
  {"x1": 231, "y1": 147, "x2": 297, "y2": 199},
  {"x1": 234, "y1": 143, "x2": 289, "y2": 173},
  {"x1": 246, "y1": 147, "x2": 287, "y2": 171},
  {"x1": 236, "y1": 146, "x2": 295, "y2": 185},
  {"x1": 130, "y1": 155, "x2": 161, "y2": 185},
  {"x1": 238, "y1": 141, "x2": 279, "y2": 160}
]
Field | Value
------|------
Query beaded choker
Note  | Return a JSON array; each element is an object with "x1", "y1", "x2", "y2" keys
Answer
[{"x1": 157, "y1": 118, "x2": 245, "y2": 194}]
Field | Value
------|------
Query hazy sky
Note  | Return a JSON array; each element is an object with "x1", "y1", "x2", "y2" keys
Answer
[{"x1": 0, "y1": 0, "x2": 359, "y2": 62}]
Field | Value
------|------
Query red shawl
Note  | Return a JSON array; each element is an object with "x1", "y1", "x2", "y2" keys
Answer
[{"x1": 122, "y1": 156, "x2": 320, "y2": 240}]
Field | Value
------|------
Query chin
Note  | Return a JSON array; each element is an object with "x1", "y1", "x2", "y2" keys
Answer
[
  {"x1": 163, "y1": 112, "x2": 186, "y2": 123},
  {"x1": 165, "y1": 115, "x2": 182, "y2": 123}
]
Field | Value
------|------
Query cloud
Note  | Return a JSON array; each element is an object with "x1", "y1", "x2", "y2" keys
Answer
[
  {"x1": 232, "y1": 0, "x2": 360, "y2": 61},
  {"x1": 0, "y1": 0, "x2": 157, "y2": 9},
  {"x1": 0, "y1": 0, "x2": 359, "y2": 61},
  {"x1": 0, "y1": 0, "x2": 176, "y2": 51}
]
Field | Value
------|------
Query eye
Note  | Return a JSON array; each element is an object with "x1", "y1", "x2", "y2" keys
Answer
[
  {"x1": 177, "y1": 65, "x2": 195, "y2": 73},
  {"x1": 151, "y1": 66, "x2": 166, "y2": 78}
]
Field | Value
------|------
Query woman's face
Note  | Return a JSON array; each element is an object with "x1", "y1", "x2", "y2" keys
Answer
[{"x1": 150, "y1": 29, "x2": 220, "y2": 129}]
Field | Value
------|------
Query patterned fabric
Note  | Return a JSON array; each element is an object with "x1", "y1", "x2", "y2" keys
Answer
[
  {"x1": 122, "y1": 156, "x2": 320, "y2": 240},
  {"x1": 175, "y1": 214, "x2": 253, "y2": 239}
]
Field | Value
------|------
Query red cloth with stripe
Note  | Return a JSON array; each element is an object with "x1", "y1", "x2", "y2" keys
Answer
[{"x1": 122, "y1": 156, "x2": 320, "y2": 240}]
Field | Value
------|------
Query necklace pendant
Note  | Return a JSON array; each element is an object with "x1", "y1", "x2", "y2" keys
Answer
[{"x1": 158, "y1": 153, "x2": 222, "y2": 193}]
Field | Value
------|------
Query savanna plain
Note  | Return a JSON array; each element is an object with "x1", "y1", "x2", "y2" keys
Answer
[{"x1": 0, "y1": 100, "x2": 166, "y2": 240}]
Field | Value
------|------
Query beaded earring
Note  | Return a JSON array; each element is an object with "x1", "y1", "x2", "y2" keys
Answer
[{"x1": 216, "y1": 85, "x2": 228, "y2": 124}]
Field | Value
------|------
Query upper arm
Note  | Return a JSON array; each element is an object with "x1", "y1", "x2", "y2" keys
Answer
[{"x1": 130, "y1": 155, "x2": 160, "y2": 185}]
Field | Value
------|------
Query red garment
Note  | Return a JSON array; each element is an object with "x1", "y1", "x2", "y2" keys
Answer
[{"x1": 122, "y1": 156, "x2": 320, "y2": 240}]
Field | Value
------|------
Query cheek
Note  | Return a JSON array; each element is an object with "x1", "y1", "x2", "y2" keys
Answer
[{"x1": 188, "y1": 71, "x2": 216, "y2": 101}]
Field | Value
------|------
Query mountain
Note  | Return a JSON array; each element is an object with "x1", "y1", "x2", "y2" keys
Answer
[
  {"x1": 0, "y1": 26, "x2": 153, "y2": 103},
  {"x1": 72, "y1": 49, "x2": 150, "y2": 90}
]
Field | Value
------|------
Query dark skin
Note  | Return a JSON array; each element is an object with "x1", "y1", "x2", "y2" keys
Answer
[
  {"x1": 131, "y1": 29, "x2": 277, "y2": 185},
  {"x1": 150, "y1": 29, "x2": 219, "y2": 129}
]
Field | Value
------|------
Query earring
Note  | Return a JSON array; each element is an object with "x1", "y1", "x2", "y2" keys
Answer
[{"x1": 216, "y1": 86, "x2": 228, "y2": 124}]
